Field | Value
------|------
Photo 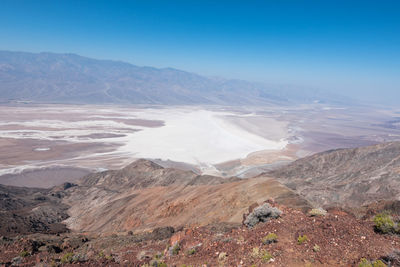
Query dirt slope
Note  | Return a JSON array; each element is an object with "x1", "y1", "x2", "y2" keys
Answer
[{"x1": 1, "y1": 204, "x2": 399, "y2": 267}]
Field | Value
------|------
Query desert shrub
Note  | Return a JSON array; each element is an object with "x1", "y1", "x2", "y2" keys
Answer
[
  {"x1": 261, "y1": 250, "x2": 273, "y2": 262},
  {"x1": 374, "y1": 212, "x2": 396, "y2": 234},
  {"x1": 262, "y1": 233, "x2": 278, "y2": 244},
  {"x1": 105, "y1": 255, "x2": 113, "y2": 261},
  {"x1": 358, "y1": 258, "x2": 373, "y2": 267},
  {"x1": 372, "y1": 260, "x2": 387, "y2": 267},
  {"x1": 358, "y1": 258, "x2": 387, "y2": 267},
  {"x1": 251, "y1": 247, "x2": 260, "y2": 258},
  {"x1": 61, "y1": 252, "x2": 74, "y2": 264},
  {"x1": 244, "y1": 203, "x2": 282, "y2": 228},
  {"x1": 313, "y1": 244, "x2": 321, "y2": 252},
  {"x1": 19, "y1": 250, "x2": 30, "y2": 257},
  {"x1": 186, "y1": 248, "x2": 196, "y2": 255},
  {"x1": 309, "y1": 208, "x2": 327, "y2": 217},
  {"x1": 297, "y1": 235, "x2": 309, "y2": 244},
  {"x1": 251, "y1": 247, "x2": 273, "y2": 262},
  {"x1": 172, "y1": 243, "x2": 180, "y2": 255}
]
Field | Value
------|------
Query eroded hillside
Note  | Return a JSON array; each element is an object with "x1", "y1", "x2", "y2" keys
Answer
[
  {"x1": 62, "y1": 159, "x2": 310, "y2": 233},
  {"x1": 270, "y1": 141, "x2": 400, "y2": 208}
]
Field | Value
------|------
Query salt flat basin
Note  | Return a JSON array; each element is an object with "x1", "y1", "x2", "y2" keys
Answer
[
  {"x1": 0, "y1": 105, "x2": 289, "y2": 177},
  {"x1": 118, "y1": 108, "x2": 288, "y2": 165}
]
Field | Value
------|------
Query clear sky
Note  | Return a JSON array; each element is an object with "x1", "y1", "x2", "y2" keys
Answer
[{"x1": 1, "y1": 0, "x2": 399, "y2": 105}]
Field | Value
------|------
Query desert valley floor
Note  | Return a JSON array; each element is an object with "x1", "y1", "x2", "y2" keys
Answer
[{"x1": 1, "y1": 103, "x2": 400, "y2": 188}]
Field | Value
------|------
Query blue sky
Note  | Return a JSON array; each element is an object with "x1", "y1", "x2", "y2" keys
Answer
[{"x1": 1, "y1": 0, "x2": 399, "y2": 105}]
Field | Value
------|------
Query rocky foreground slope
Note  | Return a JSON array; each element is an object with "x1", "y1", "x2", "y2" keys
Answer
[
  {"x1": 1, "y1": 203, "x2": 400, "y2": 266},
  {"x1": 270, "y1": 141, "x2": 400, "y2": 208}
]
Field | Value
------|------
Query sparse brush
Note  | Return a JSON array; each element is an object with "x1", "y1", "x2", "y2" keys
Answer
[
  {"x1": 374, "y1": 212, "x2": 396, "y2": 234},
  {"x1": 251, "y1": 247, "x2": 273, "y2": 262},
  {"x1": 186, "y1": 248, "x2": 196, "y2": 255},
  {"x1": 172, "y1": 243, "x2": 180, "y2": 255},
  {"x1": 372, "y1": 260, "x2": 387, "y2": 267},
  {"x1": 297, "y1": 235, "x2": 309, "y2": 245},
  {"x1": 19, "y1": 250, "x2": 30, "y2": 257},
  {"x1": 358, "y1": 258, "x2": 372, "y2": 267},
  {"x1": 309, "y1": 208, "x2": 327, "y2": 217},
  {"x1": 261, "y1": 250, "x2": 273, "y2": 262},
  {"x1": 61, "y1": 252, "x2": 74, "y2": 264},
  {"x1": 262, "y1": 232, "x2": 278, "y2": 244}
]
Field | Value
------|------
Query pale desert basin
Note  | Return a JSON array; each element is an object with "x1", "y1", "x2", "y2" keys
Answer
[
  {"x1": 0, "y1": 105, "x2": 293, "y2": 186},
  {"x1": 1, "y1": 104, "x2": 399, "y2": 187}
]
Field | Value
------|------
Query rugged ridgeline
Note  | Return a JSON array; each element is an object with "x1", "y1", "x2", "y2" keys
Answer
[
  {"x1": 0, "y1": 50, "x2": 348, "y2": 105},
  {"x1": 62, "y1": 159, "x2": 311, "y2": 233},
  {"x1": 270, "y1": 141, "x2": 400, "y2": 208},
  {"x1": 0, "y1": 159, "x2": 311, "y2": 236}
]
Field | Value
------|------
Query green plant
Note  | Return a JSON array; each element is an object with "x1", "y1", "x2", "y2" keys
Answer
[
  {"x1": 372, "y1": 260, "x2": 387, "y2": 267},
  {"x1": 251, "y1": 247, "x2": 273, "y2": 262},
  {"x1": 374, "y1": 212, "x2": 396, "y2": 234},
  {"x1": 297, "y1": 235, "x2": 309, "y2": 244},
  {"x1": 358, "y1": 258, "x2": 373, "y2": 267},
  {"x1": 261, "y1": 250, "x2": 273, "y2": 262},
  {"x1": 172, "y1": 243, "x2": 180, "y2": 255},
  {"x1": 153, "y1": 252, "x2": 162, "y2": 260},
  {"x1": 19, "y1": 250, "x2": 30, "y2": 257},
  {"x1": 61, "y1": 252, "x2": 74, "y2": 264},
  {"x1": 105, "y1": 255, "x2": 113, "y2": 261},
  {"x1": 186, "y1": 248, "x2": 196, "y2": 255},
  {"x1": 262, "y1": 232, "x2": 278, "y2": 244}
]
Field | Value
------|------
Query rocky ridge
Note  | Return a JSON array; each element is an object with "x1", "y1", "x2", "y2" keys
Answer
[{"x1": 270, "y1": 141, "x2": 400, "y2": 208}]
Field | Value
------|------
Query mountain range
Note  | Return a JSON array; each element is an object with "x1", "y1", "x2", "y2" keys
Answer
[{"x1": 0, "y1": 51, "x2": 349, "y2": 105}]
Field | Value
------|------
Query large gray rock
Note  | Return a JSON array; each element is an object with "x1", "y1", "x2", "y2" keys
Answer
[{"x1": 244, "y1": 203, "x2": 282, "y2": 228}]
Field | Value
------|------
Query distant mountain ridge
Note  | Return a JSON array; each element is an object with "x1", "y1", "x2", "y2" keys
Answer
[{"x1": 0, "y1": 50, "x2": 349, "y2": 105}]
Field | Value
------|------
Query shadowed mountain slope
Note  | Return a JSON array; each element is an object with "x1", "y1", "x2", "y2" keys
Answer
[
  {"x1": 0, "y1": 185, "x2": 69, "y2": 236},
  {"x1": 270, "y1": 141, "x2": 400, "y2": 208}
]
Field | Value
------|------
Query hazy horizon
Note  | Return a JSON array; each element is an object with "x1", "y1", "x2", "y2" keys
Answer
[{"x1": 1, "y1": 0, "x2": 399, "y2": 105}]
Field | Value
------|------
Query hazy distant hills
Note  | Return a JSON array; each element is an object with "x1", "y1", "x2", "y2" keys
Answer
[{"x1": 0, "y1": 51, "x2": 348, "y2": 105}]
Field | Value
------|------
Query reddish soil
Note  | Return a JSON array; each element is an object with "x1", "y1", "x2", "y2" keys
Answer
[{"x1": 1, "y1": 204, "x2": 399, "y2": 266}]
